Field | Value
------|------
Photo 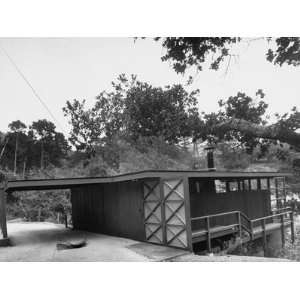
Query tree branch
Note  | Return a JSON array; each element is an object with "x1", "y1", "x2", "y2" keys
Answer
[{"x1": 213, "y1": 118, "x2": 300, "y2": 150}]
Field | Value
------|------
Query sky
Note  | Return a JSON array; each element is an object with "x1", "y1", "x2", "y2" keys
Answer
[{"x1": 0, "y1": 37, "x2": 299, "y2": 135}]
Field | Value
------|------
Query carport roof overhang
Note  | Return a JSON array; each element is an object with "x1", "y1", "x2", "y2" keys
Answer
[{"x1": 2, "y1": 170, "x2": 292, "y2": 192}]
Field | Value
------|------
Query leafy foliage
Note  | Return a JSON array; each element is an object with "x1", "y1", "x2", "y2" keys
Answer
[
  {"x1": 157, "y1": 37, "x2": 239, "y2": 73},
  {"x1": 155, "y1": 37, "x2": 300, "y2": 73},
  {"x1": 0, "y1": 119, "x2": 69, "y2": 173},
  {"x1": 267, "y1": 37, "x2": 300, "y2": 67},
  {"x1": 216, "y1": 90, "x2": 268, "y2": 152},
  {"x1": 63, "y1": 74, "x2": 202, "y2": 153}
]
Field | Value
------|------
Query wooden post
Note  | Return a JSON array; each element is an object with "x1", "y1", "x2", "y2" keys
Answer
[
  {"x1": 280, "y1": 214, "x2": 285, "y2": 247},
  {"x1": 262, "y1": 219, "x2": 267, "y2": 253},
  {"x1": 237, "y1": 212, "x2": 242, "y2": 240},
  {"x1": 283, "y1": 177, "x2": 287, "y2": 206},
  {"x1": 183, "y1": 177, "x2": 193, "y2": 251},
  {"x1": 206, "y1": 217, "x2": 211, "y2": 252},
  {"x1": 159, "y1": 178, "x2": 167, "y2": 245},
  {"x1": 226, "y1": 181, "x2": 230, "y2": 193},
  {"x1": 290, "y1": 212, "x2": 295, "y2": 244},
  {"x1": 257, "y1": 178, "x2": 261, "y2": 190},
  {"x1": 64, "y1": 214, "x2": 68, "y2": 228},
  {"x1": 250, "y1": 221, "x2": 254, "y2": 241},
  {"x1": 0, "y1": 189, "x2": 8, "y2": 239},
  {"x1": 275, "y1": 178, "x2": 280, "y2": 209}
]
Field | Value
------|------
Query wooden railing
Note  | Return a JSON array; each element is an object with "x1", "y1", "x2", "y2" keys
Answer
[{"x1": 191, "y1": 209, "x2": 294, "y2": 252}]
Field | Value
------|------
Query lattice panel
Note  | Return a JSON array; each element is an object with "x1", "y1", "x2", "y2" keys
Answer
[
  {"x1": 163, "y1": 179, "x2": 188, "y2": 248},
  {"x1": 143, "y1": 180, "x2": 163, "y2": 244}
]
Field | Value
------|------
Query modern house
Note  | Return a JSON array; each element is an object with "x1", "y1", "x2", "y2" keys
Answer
[{"x1": 0, "y1": 168, "x2": 294, "y2": 252}]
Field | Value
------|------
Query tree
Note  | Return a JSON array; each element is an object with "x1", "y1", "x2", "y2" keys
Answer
[
  {"x1": 63, "y1": 74, "x2": 202, "y2": 153},
  {"x1": 8, "y1": 120, "x2": 27, "y2": 174},
  {"x1": 29, "y1": 119, "x2": 69, "y2": 169},
  {"x1": 63, "y1": 99, "x2": 106, "y2": 154},
  {"x1": 193, "y1": 93, "x2": 300, "y2": 153},
  {"x1": 155, "y1": 37, "x2": 300, "y2": 74},
  {"x1": 153, "y1": 37, "x2": 300, "y2": 150}
]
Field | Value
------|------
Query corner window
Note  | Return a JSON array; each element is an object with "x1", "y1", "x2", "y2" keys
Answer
[{"x1": 215, "y1": 180, "x2": 226, "y2": 193}]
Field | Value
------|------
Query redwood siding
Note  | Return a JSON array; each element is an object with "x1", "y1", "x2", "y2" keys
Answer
[
  {"x1": 190, "y1": 189, "x2": 271, "y2": 230},
  {"x1": 71, "y1": 180, "x2": 145, "y2": 241}
]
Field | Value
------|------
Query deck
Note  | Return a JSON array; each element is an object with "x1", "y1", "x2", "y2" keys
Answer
[{"x1": 191, "y1": 208, "x2": 294, "y2": 251}]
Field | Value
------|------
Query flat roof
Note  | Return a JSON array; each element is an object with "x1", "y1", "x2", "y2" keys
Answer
[{"x1": 2, "y1": 170, "x2": 292, "y2": 192}]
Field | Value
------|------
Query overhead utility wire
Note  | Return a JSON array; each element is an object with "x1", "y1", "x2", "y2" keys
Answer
[{"x1": 0, "y1": 43, "x2": 67, "y2": 135}]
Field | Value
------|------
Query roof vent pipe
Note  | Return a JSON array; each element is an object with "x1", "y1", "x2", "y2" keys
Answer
[{"x1": 204, "y1": 145, "x2": 216, "y2": 171}]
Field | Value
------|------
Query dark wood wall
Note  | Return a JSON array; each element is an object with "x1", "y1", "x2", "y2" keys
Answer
[
  {"x1": 189, "y1": 183, "x2": 271, "y2": 230},
  {"x1": 71, "y1": 180, "x2": 145, "y2": 241},
  {"x1": 190, "y1": 191, "x2": 271, "y2": 219}
]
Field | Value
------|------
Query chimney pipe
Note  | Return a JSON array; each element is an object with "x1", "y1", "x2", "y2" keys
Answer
[{"x1": 205, "y1": 145, "x2": 216, "y2": 171}]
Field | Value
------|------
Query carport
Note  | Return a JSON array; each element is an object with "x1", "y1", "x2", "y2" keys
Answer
[{"x1": 0, "y1": 170, "x2": 292, "y2": 252}]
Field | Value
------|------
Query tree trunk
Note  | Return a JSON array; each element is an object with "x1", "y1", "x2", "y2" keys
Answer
[
  {"x1": 212, "y1": 118, "x2": 300, "y2": 150},
  {"x1": 0, "y1": 137, "x2": 9, "y2": 162},
  {"x1": 40, "y1": 140, "x2": 44, "y2": 170},
  {"x1": 22, "y1": 157, "x2": 27, "y2": 179},
  {"x1": 14, "y1": 133, "x2": 18, "y2": 175}
]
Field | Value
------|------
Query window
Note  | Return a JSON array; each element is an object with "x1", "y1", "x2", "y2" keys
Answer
[
  {"x1": 193, "y1": 180, "x2": 205, "y2": 193},
  {"x1": 215, "y1": 180, "x2": 226, "y2": 193},
  {"x1": 250, "y1": 179, "x2": 257, "y2": 190},
  {"x1": 244, "y1": 180, "x2": 249, "y2": 190},
  {"x1": 229, "y1": 181, "x2": 238, "y2": 191},
  {"x1": 260, "y1": 179, "x2": 268, "y2": 190}
]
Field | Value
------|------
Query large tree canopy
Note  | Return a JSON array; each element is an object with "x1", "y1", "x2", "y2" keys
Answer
[
  {"x1": 197, "y1": 91, "x2": 300, "y2": 152},
  {"x1": 155, "y1": 37, "x2": 300, "y2": 73},
  {"x1": 0, "y1": 119, "x2": 69, "y2": 173},
  {"x1": 63, "y1": 74, "x2": 202, "y2": 154},
  {"x1": 154, "y1": 37, "x2": 300, "y2": 150}
]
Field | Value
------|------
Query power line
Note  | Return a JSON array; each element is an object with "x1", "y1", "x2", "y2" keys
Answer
[{"x1": 0, "y1": 43, "x2": 67, "y2": 135}]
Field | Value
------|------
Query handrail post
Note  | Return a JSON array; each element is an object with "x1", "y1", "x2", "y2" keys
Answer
[
  {"x1": 280, "y1": 214, "x2": 285, "y2": 247},
  {"x1": 206, "y1": 216, "x2": 211, "y2": 253},
  {"x1": 262, "y1": 219, "x2": 267, "y2": 254},
  {"x1": 290, "y1": 211, "x2": 295, "y2": 244},
  {"x1": 250, "y1": 221, "x2": 254, "y2": 240},
  {"x1": 237, "y1": 212, "x2": 242, "y2": 241}
]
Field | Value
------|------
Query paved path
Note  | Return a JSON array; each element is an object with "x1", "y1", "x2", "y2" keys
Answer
[
  {"x1": 0, "y1": 222, "x2": 291, "y2": 262},
  {"x1": 0, "y1": 222, "x2": 188, "y2": 262}
]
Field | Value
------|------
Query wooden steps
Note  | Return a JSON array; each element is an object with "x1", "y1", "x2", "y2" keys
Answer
[
  {"x1": 192, "y1": 224, "x2": 238, "y2": 243},
  {"x1": 192, "y1": 220, "x2": 292, "y2": 244}
]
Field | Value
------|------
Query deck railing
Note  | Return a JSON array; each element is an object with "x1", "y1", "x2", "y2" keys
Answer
[{"x1": 191, "y1": 209, "x2": 294, "y2": 252}]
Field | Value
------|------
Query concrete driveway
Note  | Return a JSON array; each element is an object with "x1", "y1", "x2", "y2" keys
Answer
[{"x1": 0, "y1": 222, "x2": 188, "y2": 262}]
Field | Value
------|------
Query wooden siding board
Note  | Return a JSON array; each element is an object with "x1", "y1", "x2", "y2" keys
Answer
[
  {"x1": 189, "y1": 187, "x2": 270, "y2": 231},
  {"x1": 71, "y1": 180, "x2": 145, "y2": 242}
]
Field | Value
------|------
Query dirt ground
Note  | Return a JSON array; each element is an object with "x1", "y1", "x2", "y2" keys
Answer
[{"x1": 0, "y1": 221, "x2": 292, "y2": 262}]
